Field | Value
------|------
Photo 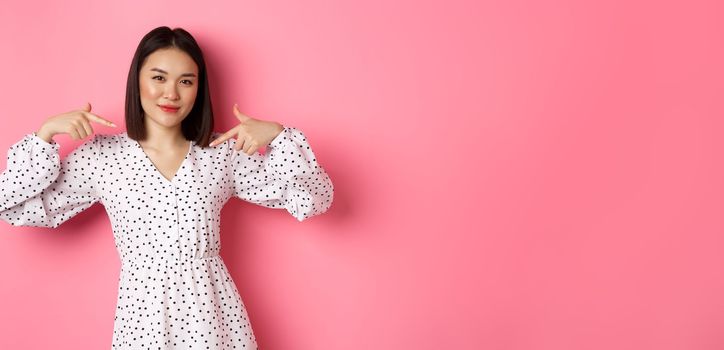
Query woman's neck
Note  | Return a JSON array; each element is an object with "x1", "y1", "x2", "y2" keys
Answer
[{"x1": 139, "y1": 120, "x2": 188, "y2": 150}]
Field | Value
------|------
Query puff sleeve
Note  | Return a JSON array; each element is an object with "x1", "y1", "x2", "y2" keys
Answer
[
  {"x1": 0, "y1": 132, "x2": 102, "y2": 228},
  {"x1": 229, "y1": 126, "x2": 334, "y2": 222}
]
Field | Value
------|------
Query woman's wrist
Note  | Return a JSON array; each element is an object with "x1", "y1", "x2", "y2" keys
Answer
[{"x1": 35, "y1": 128, "x2": 54, "y2": 144}]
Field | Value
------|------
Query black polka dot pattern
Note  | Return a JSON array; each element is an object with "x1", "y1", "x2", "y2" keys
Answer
[{"x1": 0, "y1": 126, "x2": 334, "y2": 349}]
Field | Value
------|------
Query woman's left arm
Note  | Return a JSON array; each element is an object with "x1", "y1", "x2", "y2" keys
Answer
[
  {"x1": 212, "y1": 104, "x2": 334, "y2": 221},
  {"x1": 229, "y1": 126, "x2": 334, "y2": 221}
]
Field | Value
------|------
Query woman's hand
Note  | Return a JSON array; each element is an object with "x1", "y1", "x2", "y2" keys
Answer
[
  {"x1": 209, "y1": 103, "x2": 284, "y2": 155},
  {"x1": 36, "y1": 102, "x2": 117, "y2": 143}
]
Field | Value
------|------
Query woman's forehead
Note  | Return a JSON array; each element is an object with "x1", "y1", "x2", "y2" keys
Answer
[{"x1": 142, "y1": 48, "x2": 198, "y2": 74}]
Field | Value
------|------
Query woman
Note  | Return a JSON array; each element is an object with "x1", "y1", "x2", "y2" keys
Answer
[{"x1": 0, "y1": 26, "x2": 334, "y2": 349}]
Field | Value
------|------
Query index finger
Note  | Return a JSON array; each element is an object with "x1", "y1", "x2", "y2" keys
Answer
[
  {"x1": 82, "y1": 111, "x2": 117, "y2": 127},
  {"x1": 209, "y1": 128, "x2": 238, "y2": 147}
]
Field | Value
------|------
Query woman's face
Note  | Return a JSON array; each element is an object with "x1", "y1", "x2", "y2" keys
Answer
[{"x1": 139, "y1": 47, "x2": 199, "y2": 130}]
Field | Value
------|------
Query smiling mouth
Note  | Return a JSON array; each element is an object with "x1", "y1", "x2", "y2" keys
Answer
[{"x1": 159, "y1": 105, "x2": 180, "y2": 113}]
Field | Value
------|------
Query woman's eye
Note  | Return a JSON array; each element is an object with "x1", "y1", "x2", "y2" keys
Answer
[{"x1": 152, "y1": 76, "x2": 192, "y2": 85}]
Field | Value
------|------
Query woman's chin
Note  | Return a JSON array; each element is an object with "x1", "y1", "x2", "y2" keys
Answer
[{"x1": 145, "y1": 114, "x2": 187, "y2": 129}]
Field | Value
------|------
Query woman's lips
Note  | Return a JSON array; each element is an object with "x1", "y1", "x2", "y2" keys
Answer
[{"x1": 159, "y1": 105, "x2": 180, "y2": 113}]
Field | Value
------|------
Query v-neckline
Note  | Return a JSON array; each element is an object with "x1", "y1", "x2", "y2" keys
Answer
[{"x1": 128, "y1": 133, "x2": 193, "y2": 184}]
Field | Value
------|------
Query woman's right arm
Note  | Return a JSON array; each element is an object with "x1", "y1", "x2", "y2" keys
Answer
[
  {"x1": 0, "y1": 102, "x2": 116, "y2": 228},
  {"x1": 0, "y1": 133, "x2": 101, "y2": 227}
]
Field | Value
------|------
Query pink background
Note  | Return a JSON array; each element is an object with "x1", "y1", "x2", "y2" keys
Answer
[{"x1": 1, "y1": 0, "x2": 723, "y2": 349}]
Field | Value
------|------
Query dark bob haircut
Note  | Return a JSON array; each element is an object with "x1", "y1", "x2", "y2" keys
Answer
[{"x1": 125, "y1": 26, "x2": 214, "y2": 147}]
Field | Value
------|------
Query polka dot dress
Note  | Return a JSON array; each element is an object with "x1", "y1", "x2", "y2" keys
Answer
[{"x1": 0, "y1": 126, "x2": 334, "y2": 349}]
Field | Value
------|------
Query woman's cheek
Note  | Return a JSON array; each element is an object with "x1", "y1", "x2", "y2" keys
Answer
[{"x1": 142, "y1": 83, "x2": 158, "y2": 98}]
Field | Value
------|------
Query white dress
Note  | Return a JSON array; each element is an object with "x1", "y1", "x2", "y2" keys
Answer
[{"x1": 0, "y1": 126, "x2": 334, "y2": 349}]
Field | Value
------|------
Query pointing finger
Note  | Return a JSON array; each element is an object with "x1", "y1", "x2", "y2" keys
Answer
[
  {"x1": 83, "y1": 111, "x2": 117, "y2": 127},
  {"x1": 209, "y1": 127, "x2": 238, "y2": 147}
]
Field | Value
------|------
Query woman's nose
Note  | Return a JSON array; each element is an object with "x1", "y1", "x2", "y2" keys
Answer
[{"x1": 164, "y1": 86, "x2": 180, "y2": 100}]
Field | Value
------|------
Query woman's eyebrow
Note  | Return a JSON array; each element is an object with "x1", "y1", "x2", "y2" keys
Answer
[{"x1": 150, "y1": 67, "x2": 197, "y2": 77}]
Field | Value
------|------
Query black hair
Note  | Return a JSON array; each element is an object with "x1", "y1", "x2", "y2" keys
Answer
[{"x1": 125, "y1": 26, "x2": 214, "y2": 147}]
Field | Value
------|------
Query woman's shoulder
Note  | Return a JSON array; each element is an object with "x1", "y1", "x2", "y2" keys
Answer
[
  {"x1": 193, "y1": 131, "x2": 232, "y2": 157},
  {"x1": 93, "y1": 131, "x2": 123, "y2": 144},
  {"x1": 82, "y1": 132, "x2": 129, "y2": 154}
]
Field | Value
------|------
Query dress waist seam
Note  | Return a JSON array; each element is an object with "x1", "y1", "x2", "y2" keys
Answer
[{"x1": 120, "y1": 254, "x2": 221, "y2": 269}]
